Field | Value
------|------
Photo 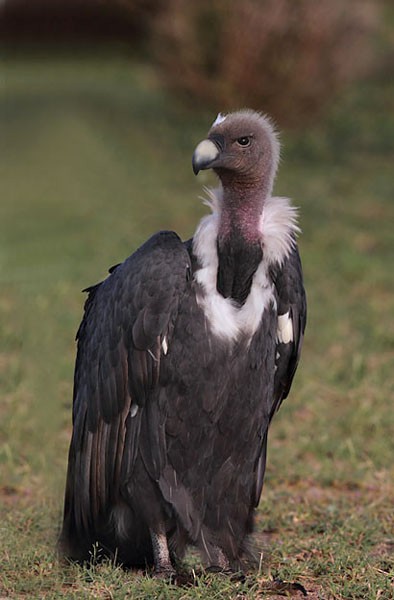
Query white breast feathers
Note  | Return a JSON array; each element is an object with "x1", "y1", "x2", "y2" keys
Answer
[{"x1": 192, "y1": 187, "x2": 299, "y2": 342}]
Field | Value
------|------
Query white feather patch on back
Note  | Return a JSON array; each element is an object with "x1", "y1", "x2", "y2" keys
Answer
[
  {"x1": 130, "y1": 404, "x2": 139, "y2": 418},
  {"x1": 212, "y1": 113, "x2": 227, "y2": 127},
  {"x1": 277, "y1": 311, "x2": 294, "y2": 344},
  {"x1": 192, "y1": 188, "x2": 299, "y2": 342}
]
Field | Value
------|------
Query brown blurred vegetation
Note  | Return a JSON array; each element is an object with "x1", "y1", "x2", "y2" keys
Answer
[
  {"x1": 120, "y1": 0, "x2": 390, "y2": 126},
  {"x1": 2, "y1": 0, "x2": 393, "y2": 126}
]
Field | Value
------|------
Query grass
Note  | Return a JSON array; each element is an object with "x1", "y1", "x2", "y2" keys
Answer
[{"x1": 1, "y1": 50, "x2": 393, "y2": 599}]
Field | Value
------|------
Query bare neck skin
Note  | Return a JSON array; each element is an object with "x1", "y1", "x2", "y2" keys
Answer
[{"x1": 217, "y1": 174, "x2": 270, "y2": 245}]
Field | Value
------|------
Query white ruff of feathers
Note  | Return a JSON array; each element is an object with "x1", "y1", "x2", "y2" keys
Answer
[{"x1": 192, "y1": 187, "x2": 300, "y2": 342}]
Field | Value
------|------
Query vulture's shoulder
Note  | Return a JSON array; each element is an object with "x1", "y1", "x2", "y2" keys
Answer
[
  {"x1": 78, "y1": 230, "x2": 191, "y2": 337},
  {"x1": 84, "y1": 229, "x2": 190, "y2": 296}
]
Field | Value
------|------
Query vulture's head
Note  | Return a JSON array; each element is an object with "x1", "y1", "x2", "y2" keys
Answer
[{"x1": 192, "y1": 109, "x2": 280, "y2": 193}]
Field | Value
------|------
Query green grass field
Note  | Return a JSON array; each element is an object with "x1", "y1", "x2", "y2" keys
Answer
[{"x1": 1, "y1": 53, "x2": 393, "y2": 599}]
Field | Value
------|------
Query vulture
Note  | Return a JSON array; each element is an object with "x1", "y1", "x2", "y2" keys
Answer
[{"x1": 60, "y1": 109, "x2": 306, "y2": 577}]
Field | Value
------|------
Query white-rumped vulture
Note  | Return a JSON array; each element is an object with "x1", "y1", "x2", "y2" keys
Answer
[{"x1": 60, "y1": 109, "x2": 306, "y2": 576}]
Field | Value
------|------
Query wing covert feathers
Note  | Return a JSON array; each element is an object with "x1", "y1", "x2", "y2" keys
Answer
[
  {"x1": 61, "y1": 232, "x2": 191, "y2": 557},
  {"x1": 253, "y1": 244, "x2": 306, "y2": 508},
  {"x1": 273, "y1": 245, "x2": 306, "y2": 412}
]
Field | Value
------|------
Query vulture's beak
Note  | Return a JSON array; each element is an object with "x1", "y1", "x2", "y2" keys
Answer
[{"x1": 192, "y1": 138, "x2": 220, "y2": 175}]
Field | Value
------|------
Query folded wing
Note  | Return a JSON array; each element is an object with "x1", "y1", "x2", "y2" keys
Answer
[{"x1": 61, "y1": 231, "x2": 191, "y2": 558}]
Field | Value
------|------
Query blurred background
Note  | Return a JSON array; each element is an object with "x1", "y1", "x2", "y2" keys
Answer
[{"x1": 1, "y1": 0, "x2": 393, "y2": 596}]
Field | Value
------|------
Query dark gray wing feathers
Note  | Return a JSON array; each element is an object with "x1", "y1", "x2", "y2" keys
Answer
[
  {"x1": 272, "y1": 245, "x2": 306, "y2": 415},
  {"x1": 253, "y1": 245, "x2": 306, "y2": 507},
  {"x1": 63, "y1": 231, "x2": 191, "y2": 551}
]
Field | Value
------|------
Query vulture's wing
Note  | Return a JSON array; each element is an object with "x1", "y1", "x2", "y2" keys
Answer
[
  {"x1": 253, "y1": 245, "x2": 306, "y2": 506},
  {"x1": 62, "y1": 231, "x2": 191, "y2": 551},
  {"x1": 272, "y1": 244, "x2": 306, "y2": 414}
]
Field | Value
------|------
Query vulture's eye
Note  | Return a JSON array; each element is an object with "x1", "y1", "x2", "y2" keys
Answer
[{"x1": 236, "y1": 136, "x2": 251, "y2": 147}]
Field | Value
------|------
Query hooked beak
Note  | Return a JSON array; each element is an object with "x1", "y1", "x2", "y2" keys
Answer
[{"x1": 192, "y1": 138, "x2": 220, "y2": 175}]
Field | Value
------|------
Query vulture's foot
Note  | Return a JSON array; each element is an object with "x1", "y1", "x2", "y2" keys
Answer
[
  {"x1": 204, "y1": 547, "x2": 245, "y2": 581},
  {"x1": 152, "y1": 566, "x2": 177, "y2": 581},
  {"x1": 203, "y1": 544, "x2": 245, "y2": 580}
]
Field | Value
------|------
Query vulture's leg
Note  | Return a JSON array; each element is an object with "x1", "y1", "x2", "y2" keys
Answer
[
  {"x1": 150, "y1": 527, "x2": 175, "y2": 578},
  {"x1": 205, "y1": 545, "x2": 231, "y2": 572},
  {"x1": 206, "y1": 546, "x2": 245, "y2": 581}
]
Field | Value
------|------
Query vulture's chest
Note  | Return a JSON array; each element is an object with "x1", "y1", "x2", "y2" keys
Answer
[
  {"x1": 190, "y1": 193, "x2": 299, "y2": 343},
  {"x1": 193, "y1": 259, "x2": 276, "y2": 343}
]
